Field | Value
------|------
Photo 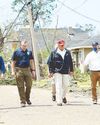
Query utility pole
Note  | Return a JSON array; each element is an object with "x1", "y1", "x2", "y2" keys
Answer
[{"x1": 27, "y1": 1, "x2": 40, "y2": 81}]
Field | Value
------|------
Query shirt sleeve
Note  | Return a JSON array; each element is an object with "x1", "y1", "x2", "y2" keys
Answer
[
  {"x1": 29, "y1": 51, "x2": 34, "y2": 60},
  {"x1": 0, "y1": 57, "x2": 6, "y2": 74},
  {"x1": 68, "y1": 51, "x2": 73, "y2": 72},
  {"x1": 11, "y1": 51, "x2": 17, "y2": 61},
  {"x1": 47, "y1": 51, "x2": 55, "y2": 73}
]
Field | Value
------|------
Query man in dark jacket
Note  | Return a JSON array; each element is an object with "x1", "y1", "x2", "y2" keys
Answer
[
  {"x1": 0, "y1": 56, "x2": 6, "y2": 78},
  {"x1": 47, "y1": 40, "x2": 73, "y2": 106}
]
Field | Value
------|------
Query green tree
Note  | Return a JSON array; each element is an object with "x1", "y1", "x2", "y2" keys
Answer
[
  {"x1": 12, "y1": 0, "x2": 56, "y2": 27},
  {"x1": 0, "y1": 28, "x2": 4, "y2": 52}
]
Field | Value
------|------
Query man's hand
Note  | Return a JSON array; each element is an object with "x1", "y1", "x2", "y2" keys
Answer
[
  {"x1": 11, "y1": 61, "x2": 16, "y2": 77},
  {"x1": 69, "y1": 72, "x2": 74, "y2": 76},
  {"x1": 31, "y1": 71, "x2": 36, "y2": 80},
  {"x1": 11, "y1": 71, "x2": 15, "y2": 76},
  {"x1": 48, "y1": 73, "x2": 53, "y2": 78},
  {"x1": 1, "y1": 74, "x2": 4, "y2": 79}
]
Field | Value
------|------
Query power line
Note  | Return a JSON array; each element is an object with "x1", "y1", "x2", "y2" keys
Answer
[
  {"x1": 58, "y1": 0, "x2": 100, "y2": 23},
  {"x1": 56, "y1": 0, "x2": 66, "y2": 13},
  {"x1": 74, "y1": 0, "x2": 88, "y2": 9},
  {"x1": 82, "y1": 0, "x2": 88, "y2": 5}
]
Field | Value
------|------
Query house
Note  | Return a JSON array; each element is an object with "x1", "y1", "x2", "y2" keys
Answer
[
  {"x1": 2, "y1": 30, "x2": 20, "y2": 56},
  {"x1": 18, "y1": 27, "x2": 71, "y2": 51},
  {"x1": 2, "y1": 40, "x2": 20, "y2": 62},
  {"x1": 68, "y1": 35, "x2": 100, "y2": 73}
]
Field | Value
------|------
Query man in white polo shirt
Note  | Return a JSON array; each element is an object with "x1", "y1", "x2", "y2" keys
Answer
[{"x1": 84, "y1": 41, "x2": 100, "y2": 104}]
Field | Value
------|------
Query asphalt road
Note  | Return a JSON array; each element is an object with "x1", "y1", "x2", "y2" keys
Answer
[{"x1": 0, "y1": 85, "x2": 100, "y2": 125}]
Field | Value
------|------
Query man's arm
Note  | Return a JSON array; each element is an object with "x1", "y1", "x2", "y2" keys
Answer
[
  {"x1": 47, "y1": 52, "x2": 55, "y2": 78},
  {"x1": 11, "y1": 61, "x2": 16, "y2": 76},
  {"x1": 30, "y1": 59, "x2": 35, "y2": 70},
  {"x1": 84, "y1": 54, "x2": 90, "y2": 72},
  {"x1": 11, "y1": 51, "x2": 17, "y2": 76}
]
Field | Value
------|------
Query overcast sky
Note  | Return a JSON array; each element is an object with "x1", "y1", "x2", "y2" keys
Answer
[
  {"x1": 50, "y1": 0, "x2": 100, "y2": 32},
  {"x1": 0, "y1": 0, "x2": 15, "y2": 26},
  {"x1": 0, "y1": 0, "x2": 100, "y2": 33}
]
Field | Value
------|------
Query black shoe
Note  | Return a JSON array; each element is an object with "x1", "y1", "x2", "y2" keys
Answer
[
  {"x1": 27, "y1": 100, "x2": 32, "y2": 105},
  {"x1": 52, "y1": 95, "x2": 56, "y2": 101},
  {"x1": 57, "y1": 103, "x2": 62, "y2": 106},
  {"x1": 63, "y1": 97, "x2": 67, "y2": 104}
]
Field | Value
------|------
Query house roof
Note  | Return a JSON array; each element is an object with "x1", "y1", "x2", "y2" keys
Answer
[
  {"x1": 14, "y1": 27, "x2": 100, "y2": 50},
  {"x1": 67, "y1": 35, "x2": 100, "y2": 49},
  {"x1": 18, "y1": 28, "x2": 70, "y2": 50}
]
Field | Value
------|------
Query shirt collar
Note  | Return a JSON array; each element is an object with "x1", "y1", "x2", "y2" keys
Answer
[
  {"x1": 57, "y1": 48, "x2": 66, "y2": 52},
  {"x1": 19, "y1": 48, "x2": 27, "y2": 52}
]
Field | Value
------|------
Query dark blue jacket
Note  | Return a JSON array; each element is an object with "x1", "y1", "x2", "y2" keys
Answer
[
  {"x1": 0, "y1": 56, "x2": 6, "y2": 74},
  {"x1": 47, "y1": 49, "x2": 73, "y2": 74}
]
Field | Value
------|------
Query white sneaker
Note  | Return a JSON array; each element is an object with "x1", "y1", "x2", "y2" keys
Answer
[{"x1": 93, "y1": 100, "x2": 97, "y2": 104}]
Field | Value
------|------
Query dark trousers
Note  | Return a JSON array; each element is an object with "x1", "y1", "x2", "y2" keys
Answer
[
  {"x1": 15, "y1": 67, "x2": 32, "y2": 103},
  {"x1": 90, "y1": 71, "x2": 100, "y2": 101}
]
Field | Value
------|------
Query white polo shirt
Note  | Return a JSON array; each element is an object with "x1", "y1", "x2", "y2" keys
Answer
[{"x1": 84, "y1": 50, "x2": 100, "y2": 71}]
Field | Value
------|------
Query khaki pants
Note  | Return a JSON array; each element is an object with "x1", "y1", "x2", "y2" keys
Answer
[
  {"x1": 54, "y1": 73, "x2": 70, "y2": 104},
  {"x1": 15, "y1": 67, "x2": 32, "y2": 103},
  {"x1": 52, "y1": 84, "x2": 56, "y2": 96},
  {"x1": 50, "y1": 77, "x2": 56, "y2": 95},
  {"x1": 90, "y1": 71, "x2": 100, "y2": 101}
]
